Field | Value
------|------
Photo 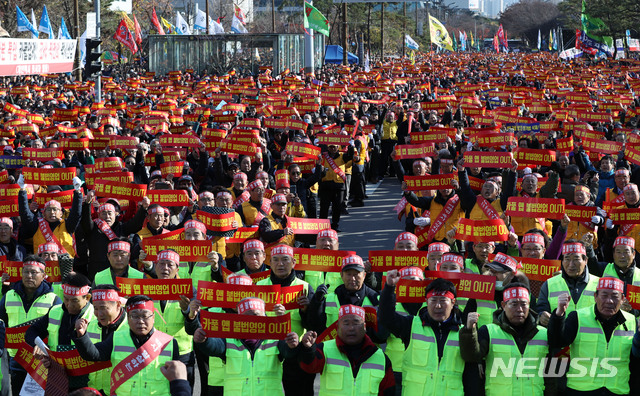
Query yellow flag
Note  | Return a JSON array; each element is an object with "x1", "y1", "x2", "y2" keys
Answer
[
  {"x1": 428, "y1": 15, "x2": 454, "y2": 51},
  {"x1": 120, "y1": 12, "x2": 135, "y2": 32},
  {"x1": 470, "y1": 31, "x2": 474, "y2": 46}
]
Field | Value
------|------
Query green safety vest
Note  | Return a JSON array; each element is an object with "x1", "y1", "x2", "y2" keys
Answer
[
  {"x1": 153, "y1": 300, "x2": 192, "y2": 356},
  {"x1": 464, "y1": 259, "x2": 482, "y2": 275},
  {"x1": 385, "y1": 302, "x2": 426, "y2": 372},
  {"x1": 485, "y1": 323, "x2": 548, "y2": 396},
  {"x1": 305, "y1": 271, "x2": 342, "y2": 294},
  {"x1": 319, "y1": 338, "x2": 386, "y2": 396},
  {"x1": 178, "y1": 261, "x2": 213, "y2": 290},
  {"x1": 474, "y1": 300, "x2": 498, "y2": 328},
  {"x1": 224, "y1": 338, "x2": 284, "y2": 395},
  {"x1": 602, "y1": 263, "x2": 640, "y2": 286},
  {"x1": 5, "y1": 289, "x2": 58, "y2": 357},
  {"x1": 257, "y1": 276, "x2": 309, "y2": 336},
  {"x1": 94, "y1": 267, "x2": 145, "y2": 286},
  {"x1": 546, "y1": 274, "x2": 599, "y2": 315},
  {"x1": 567, "y1": 307, "x2": 636, "y2": 395},
  {"x1": 205, "y1": 307, "x2": 225, "y2": 387},
  {"x1": 86, "y1": 314, "x2": 129, "y2": 394},
  {"x1": 111, "y1": 328, "x2": 174, "y2": 396},
  {"x1": 401, "y1": 315, "x2": 465, "y2": 396},
  {"x1": 325, "y1": 293, "x2": 376, "y2": 330},
  {"x1": 47, "y1": 304, "x2": 95, "y2": 351}
]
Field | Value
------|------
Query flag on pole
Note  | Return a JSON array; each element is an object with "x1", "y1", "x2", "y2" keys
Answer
[
  {"x1": 30, "y1": 9, "x2": 38, "y2": 38},
  {"x1": 113, "y1": 19, "x2": 138, "y2": 53},
  {"x1": 79, "y1": 30, "x2": 87, "y2": 66},
  {"x1": 581, "y1": 0, "x2": 612, "y2": 47},
  {"x1": 231, "y1": 14, "x2": 248, "y2": 33},
  {"x1": 210, "y1": 18, "x2": 225, "y2": 34},
  {"x1": 151, "y1": 8, "x2": 165, "y2": 35},
  {"x1": 38, "y1": 5, "x2": 54, "y2": 39},
  {"x1": 493, "y1": 34, "x2": 499, "y2": 53},
  {"x1": 121, "y1": 12, "x2": 135, "y2": 32},
  {"x1": 304, "y1": 2, "x2": 330, "y2": 37},
  {"x1": 234, "y1": 5, "x2": 246, "y2": 25},
  {"x1": 405, "y1": 34, "x2": 419, "y2": 50},
  {"x1": 553, "y1": 28, "x2": 558, "y2": 50},
  {"x1": 195, "y1": 8, "x2": 207, "y2": 30},
  {"x1": 497, "y1": 24, "x2": 508, "y2": 49},
  {"x1": 176, "y1": 11, "x2": 191, "y2": 34},
  {"x1": 59, "y1": 17, "x2": 72, "y2": 39},
  {"x1": 470, "y1": 31, "x2": 474, "y2": 47},
  {"x1": 17, "y1": 6, "x2": 39, "y2": 37},
  {"x1": 537, "y1": 29, "x2": 541, "y2": 50},
  {"x1": 549, "y1": 29, "x2": 553, "y2": 50},
  {"x1": 133, "y1": 15, "x2": 142, "y2": 45},
  {"x1": 161, "y1": 17, "x2": 177, "y2": 34},
  {"x1": 428, "y1": 14, "x2": 453, "y2": 51}
]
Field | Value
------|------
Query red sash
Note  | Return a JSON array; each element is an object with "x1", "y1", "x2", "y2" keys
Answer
[
  {"x1": 323, "y1": 153, "x2": 346, "y2": 182},
  {"x1": 95, "y1": 218, "x2": 118, "y2": 240},
  {"x1": 110, "y1": 330, "x2": 173, "y2": 395},
  {"x1": 232, "y1": 190, "x2": 250, "y2": 209},
  {"x1": 37, "y1": 218, "x2": 67, "y2": 254},
  {"x1": 426, "y1": 194, "x2": 459, "y2": 242},
  {"x1": 253, "y1": 199, "x2": 272, "y2": 226},
  {"x1": 476, "y1": 196, "x2": 501, "y2": 220},
  {"x1": 394, "y1": 197, "x2": 408, "y2": 220},
  {"x1": 521, "y1": 192, "x2": 547, "y2": 231}
]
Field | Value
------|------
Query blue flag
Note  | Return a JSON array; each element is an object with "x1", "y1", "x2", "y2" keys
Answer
[
  {"x1": 39, "y1": 5, "x2": 54, "y2": 38},
  {"x1": 59, "y1": 17, "x2": 71, "y2": 39},
  {"x1": 16, "y1": 6, "x2": 38, "y2": 37}
]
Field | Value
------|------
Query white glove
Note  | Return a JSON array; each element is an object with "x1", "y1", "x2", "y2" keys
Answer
[
  {"x1": 414, "y1": 217, "x2": 431, "y2": 227},
  {"x1": 605, "y1": 219, "x2": 614, "y2": 229},
  {"x1": 17, "y1": 174, "x2": 25, "y2": 189},
  {"x1": 72, "y1": 177, "x2": 82, "y2": 192},
  {"x1": 591, "y1": 216, "x2": 601, "y2": 225}
]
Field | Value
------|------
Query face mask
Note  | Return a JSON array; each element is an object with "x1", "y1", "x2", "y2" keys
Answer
[{"x1": 495, "y1": 280, "x2": 504, "y2": 290}]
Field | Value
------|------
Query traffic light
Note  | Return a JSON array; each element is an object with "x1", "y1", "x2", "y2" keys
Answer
[{"x1": 84, "y1": 39, "x2": 102, "y2": 80}]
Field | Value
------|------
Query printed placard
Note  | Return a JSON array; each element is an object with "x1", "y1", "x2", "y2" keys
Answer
[
  {"x1": 34, "y1": 190, "x2": 75, "y2": 209},
  {"x1": 142, "y1": 239, "x2": 212, "y2": 261},
  {"x1": 608, "y1": 207, "x2": 640, "y2": 225},
  {"x1": 93, "y1": 179, "x2": 147, "y2": 201},
  {"x1": 2, "y1": 260, "x2": 61, "y2": 282},
  {"x1": 285, "y1": 142, "x2": 321, "y2": 159},
  {"x1": 197, "y1": 281, "x2": 282, "y2": 309},
  {"x1": 505, "y1": 197, "x2": 565, "y2": 220},
  {"x1": 513, "y1": 148, "x2": 557, "y2": 167},
  {"x1": 200, "y1": 311, "x2": 291, "y2": 340},
  {"x1": 147, "y1": 190, "x2": 190, "y2": 207},
  {"x1": 463, "y1": 151, "x2": 513, "y2": 168},
  {"x1": 286, "y1": 218, "x2": 331, "y2": 234},
  {"x1": 564, "y1": 205, "x2": 597, "y2": 223},
  {"x1": 195, "y1": 210, "x2": 236, "y2": 232},
  {"x1": 404, "y1": 174, "x2": 457, "y2": 191},
  {"x1": 292, "y1": 248, "x2": 355, "y2": 272},
  {"x1": 455, "y1": 218, "x2": 510, "y2": 243},
  {"x1": 22, "y1": 167, "x2": 76, "y2": 186},
  {"x1": 368, "y1": 250, "x2": 429, "y2": 272},
  {"x1": 396, "y1": 271, "x2": 496, "y2": 302},
  {"x1": 394, "y1": 144, "x2": 435, "y2": 159},
  {"x1": 116, "y1": 277, "x2": 193, "y2": 300}
]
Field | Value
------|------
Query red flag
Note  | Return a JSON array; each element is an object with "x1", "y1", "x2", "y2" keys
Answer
[
  {"x1": 151, "y1": 7, "x2": 165, "y2": 35},
  {"x1": 113, "y1": 19, "x2": 139, "y2": 54},
  {"x1": 133, "y1": 15, "x2": 143, "y2": 45},
  {"x1": 497, "y1": 24, "x2": 508, "y2": 49},
  {"x1": 493, "y1": 34, "x2": 499, "y2": 53}
]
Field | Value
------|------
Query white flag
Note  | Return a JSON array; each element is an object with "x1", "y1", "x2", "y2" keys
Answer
[
  {"x1": 79, "y1": 30, "x2": 87, "y2": 67},
  {"x1": 231, "y1": 14, "x2": 247, "y2": 34},
  {"x1": 176, "y1": 12, "x2": 191, "y2": 35},
  {"x1": 209, "y1": 18, "x2": 225, "y2": 34},
  {"x1": 30, "y1": 9, "x2": 38, "y2": 39},
  {"x1": 195, "y1": 9, "x2": 207, "y2": 30}
]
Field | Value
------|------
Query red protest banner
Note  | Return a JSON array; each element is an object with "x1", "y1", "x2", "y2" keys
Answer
[
  {"x1": 22, "y1": 167, "x2": 76, "y2": 186},
  {"x1": 4, "y1": 324, "x2": 29, "y2": 349},
  {"x1": 159, "y1": 134, "x2": 201, "y2": 148},
  {"x1": 292, "y1": 248, "x2": 355, "y2": 272},
  {"x1": 196, "y1": 281, "x2": 282, "y2": 309},
  {"x1": 109, "y1": 136, "x2": 139, "y2": 149},
  {"x1": 608, "y1": 207, "x2": 640, "y2": 225},
  {"x1": 22, "y1": 148, "x2": 64, "y2": 162},
  {"x1": 93, "y1": 179, "x2": 147, "y2": 201},
  {"x1": 147, "y1": 190, "x2": 190, "y2": 207},
  {"x1": 626, "y1": 284, "x2": 640, "y2": 310},
  {"x1": 564, "y1": 205, "x2": 597, "y2": 223},
  {"x1": 368, "y1": 250, "x2": 429, "y2": 272},
  {"x1": 219, "y1": 140, "x2": 257, "y2": 156},
  {"x1": 580, "y1": 137, "x2": 622, "y2": 155},
  {"x1": 514, "y1": 256, "x2": 561, "y2": 283},
  {"x1": 285, "y1": 142, "x2": 321, "y2": 159},
  {"x1": 84, "y1": 171, "x2": 134, "y2": 189},
  {"x1": 48, "y1": 349, "x2": 112, "y2": 376},
  {"x1": 195, "y1": 210, "x2": 236, "y2": 232},
  {"x1": 463, "y1": 151, "x2": 513, "y2": 168},
  {"x1": 160, "y1": 161, "x2": 185, "y2": 178},
  {"x1": 513, "y1": 148, "x2": 556, "y2": 168},
  {"x1": 505, "y1": 197, "x2": 565, "y2": 220},
  {"x1": 200, "y1": 311, "x2": 291, "y2": 340},
  {"x1": 35, "y1": 190, "x2": 75, "y2": 209},
  {"x1": 455, "y1": 218, "x2": 510, "y2": 243},
  {"x1": 316, "y1": 134, "x2": 351, "y2": 146},
  {"x1": 142, "y1": 239, "x2": 212, "y2": 261},
  {"x1": 0, "y1": 198, "x2": 19, "y2": 217},
  {"x1": 556, "y1": 136, "x2": 574, "y2": 152},
  {"x1": 396, "y1": 271, "x2": 496, "y2": 302},
  {"x1": 14, "y1": 343, "x2": 47, "y2": 390},
  {"x1": 2, "y1": 260, "x2": 61, "y2": 283},
  {"x1": 94, "y1": 157, "x2": 125, "y2": 172},
  {"x1": 225, "y1": 227, "x2": 259, "y2": 243},
  {"x1": 625, "y1": 146, "x2": 640, "y2": 167},
  {"x1": 404, "y1": 174, "x2": 457, "y2": 191},
  {"x1": 394, "y1": 144, "x2": 435, "y2": 159},
  {"x1": 286, "y1": 218, "x2": 331, "y2": 234},
  {"x1": 280, "y1": 285, "x2": 305, "y2": 310},
  {"x1": 116, "y1": 277, "x2": 192, "y2": 300},
  {"x1": 474, "y1": 132, "x2": 514, "y2": 147}
]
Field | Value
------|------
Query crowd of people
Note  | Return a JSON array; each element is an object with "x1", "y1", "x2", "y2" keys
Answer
[{"x1": 0, "y1": 51, "x2": 639, "y2": 396}]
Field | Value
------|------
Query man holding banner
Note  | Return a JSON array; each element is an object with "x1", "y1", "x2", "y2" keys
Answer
[
  {"x1": 259, "y1": 194, "x2": 296, "y2": 265},
  {"x1": 73, "y1": 295, "x2": 180, "y2": 396},
  {"x1": 237, "y1": 179, "x2": 272, "y2": 227},
  {"x1": 502, "y1": 171, "x2": 557, "y2": 237},
  {"x1": 179, "y1": 219, "x2": 224, "y2": 288},
  {"x1": 131, "y1": 204, "x2": 171, "y2": 267},
  {"x1": 319, "y1": 143, "x2": 355, "y2": 232},
  {"x1": 93, "y1": 240, "x2": 146, "y2": 286},
  {"x1": 301, "y1": 229, "x2": 343, "y2": 294}
]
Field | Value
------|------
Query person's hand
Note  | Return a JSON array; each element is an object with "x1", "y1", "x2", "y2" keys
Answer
[
  {"x1": 300, "y1": 331, "x2": 317, "y2": 348},
  {"x1": 539, "y1": 311, "x2": 551, "y2": 326},
  {"x1": 606, "y1": 219, "x2": 614, "y2": 229},
  {"x1": 314, "y1": 284, "x2": 328, "y2": 300},
  {"x1": 414, "y1": 217, "x2": 431, "y2": 227},
  {"x1": 297, "y1": 289, "x2": 310, "y2": 312},
  {"x1": 451, "y1": 179, "x2": 459, "y2": 190},
  {"x1": 188, "y1": 299, "x2": 202, "y2": 320},
  {"x1": 511, "y1": 158, "x2": 519, "y2": 172},
  {"x1": 207, "y1": 252, "x2": 219, "y2": 271},
  {"x1": 273, "y1": 304, "x2": 286, "y2": 316},
  {"x1": 507, "y1": 232, "x2": 518, "y2": 248},
  {"x1": 17, "y1": 174, "x2": 25, "y2": 189},
  {"x1": 160, "y1": 360, "x2": 188, "y2": 382},
  {"x1": 457, "y1": 158, "x2": 465, "y2": 169},
  {"x1": 401, "y1": 181, "x2": 408, "y2": 191},
  {"x1": 446, "y1": 228, "x2": 457, "y2": 244},
  {"x1": 72, "y1": 176, "x2": 83, "y2": 192},
  {"x1": 560, "y1": 214, "x2": 570, "y2": 229},
  {"x1": 581, "y1": 232, "x2": 595, "y2": 246},
  {"x1": 386, "y1": 269, "x2": 401, "y2": 287},
  {"x1": 592, "y1": 173, "x2": 599, "y2": 183},
  {"x1": 75, "y1": 318, "x2": 89, "y2": 337},
  {"x1": 285, "y1": 332, "x2": 299, "y2": 349},
  {"x1": 33, "y1": 345, "x2": 51, "y2": 368},
  {"x1": 621, "y1": 298, "x2": 633, "y2": 313},
  {"x1": 1, "y1": 273, "x2": 10, "y2": 286},
  {"x1": 466, "y1": 312, "x2": 479, "y2": 330},
  {"x1": 179, "y1": 295, "x2": 190, "y2": 312},
  {"x1": 29, "y1": 200, "x2": 39, "y2": 212},
  {"x1": 232, "y1": 220, "x2": 239, "y2": 228},
  {"x1": 293, "y1": 196, "x2": 301, "y2": 207},
  {"x1": 590, "y1": 215, "x2": 601, "y2": 225},
  {"x1": 84, "y1": 190, "x2": 95, "y2": 204},
  {"x1": 138, "y1": 251, "x2": 153, "y2": 270},
  {"x1": 194, "y1": 328, "x2": 208, "y2": 343},
  {"x1": 284, "y1": 227, "x2": 294, "y2": 236},
  {"x1": 556, "y1": 293, "x2": 570, "y2": 316}
]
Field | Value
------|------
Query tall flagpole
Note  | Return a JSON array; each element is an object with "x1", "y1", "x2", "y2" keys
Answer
[{"x1": 304, "y1": 1, "x2": 314, "y2": 75}]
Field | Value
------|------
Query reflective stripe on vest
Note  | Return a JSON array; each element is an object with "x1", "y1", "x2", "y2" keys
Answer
[
  {"x1": 5, "y1": 290, "x2": 58, "y2": 357},
  {"x1": 325, "y1": 293, "x2": 375, "y2": 330},
  {"x1": 546, "y1": 274, "x2": 599, "y2": 315},
  {"x1": 257, "y1": 277, "x2": 309, "y2": 336},
  {"x1": 224, "y1": 338, "x2": 284, "y2": 396},
  {"x1": 602, "y1": 263, "x2": 640, "y2": 287},
  {"x1": 47, "y1": 304, "x2": 95, "y2": 351}
]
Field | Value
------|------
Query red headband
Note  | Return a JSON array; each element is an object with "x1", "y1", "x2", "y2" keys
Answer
[
  {"x1": 522, "y1": 233, "x2": 545, "y2": 246},
  {"x1": 271, "y1": 194, "x2": 288, "y2": 204},
  {"x1": 399, "y1": 266, "x2": 424, "y2": 280},
  {"x1": 0, "y1": 217, "x2": 12, "y2": 229},
  {"x1": 338, "y1": 304, "x2": 365, "y2": 320},
  {"x1": 91, "y1": 289, "x2": 121, "y2": 302},
  {"x1": 243, "y1": 239, "x2": 264, "y2": 251},
  {"x1": 574, "y1": 185, "x2": 590, "y2": 194},
  {"x1": 45, "y1": 200, "x2": 61, "y2": 209},
  {"x1": 613, "y1": 236, "x2": 635, "y2": 249},
  {"x1": 317, "y1": 229, "x2": 338, "y2": 241},
  {"x1": 126, "y1": 300, "x2": 155, "y2": 313},
  {"x1": 623, "y1": 183, "x2": 638, "y2": 192},
  {"x1": 440, "y1": 253, "x2": 464, "y2": 269},
  {"x1": 237, "y1": 298, "x2": 265, "y2": 314},
  {"x1": 199, "y1": 191, "x2": 215, "y2": 199},
  {"x1": 148, "y1": 207, "x2": 166, "y2": 215},
  {"x1": 493, "y1": 252, "x2": 518, "y2": 272},
  {"x1": 395, "y1": 232, "x2": 418, "y2": 246},
  {"x1": 185, "y1": 220, "x2": 207, "y2": 234},
  {"x1": 23, "y1": 260, "x2": 45, "y2": 270},
  {"x1": 426, "y1": 290, "x2": 455, "y2": 300},
  {"x1": 248, "y1": 180, "x2": 263, "y2": 191},
  {"x1": 428, "y1": 242, "x2": 450, "y2": 254},
  {"x1": 271, "y1": 244, "x2": 293, "y2": 257},
  {"x1": 562, "y1": 243, "x2": 586, "y2": 256},
  {"x1": 62, "y1": 284, "x2": 91, "y2": 296},
  {"x1": 108, "y1": 241, "x2": 130, "y2": 253},
  {"x1": 234, "y1": 172, "x2": 248, "y2": 181},
  {"x1": 503, "y1": 287, "x2": 530, "y2": 302},
  {"x1": 216, "y1": 191, "x2": 232, "y2": 199},
  {"x1": 158, "y1": 250, "x2": 180, "y2": 263},
  {"x1": 615, "y1": 169, "x2": 630, "y2": 177},
  {"x1": 98, "y1": 203, "x2": 115, "y2": 213},
  {"x1": 597, "y1": 277, "x2": 624, "y2": 293},
  {"x1": 441, "y1": 159, "x2": 454, "y2": 165},
  {"x1": 38, "y1": 243, "x2": 59, "y2": 254}
]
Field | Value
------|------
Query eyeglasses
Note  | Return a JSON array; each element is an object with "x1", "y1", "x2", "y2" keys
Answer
[
  {"x1": 129, "y1": 313, "x2": 154, "y2": 321},
  {"x1": 290, "y1": 171, "x2": 301, "y2": 175}
]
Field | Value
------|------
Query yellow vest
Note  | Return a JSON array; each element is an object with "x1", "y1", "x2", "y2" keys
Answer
[
  {"x1": 33, "y1": 218, "x2": 76, "y2": 256},
  {"x1": 111, "y1": 328, "x2": 174, "y2": 396},
  {"x1": 381, "y1": 120, "x2": 398, "y2": 140},
  {"x1": 47, "y1": 304, "x2": 95, "y2": 351},
  {"x1": 5, "y1": 289, "x2": 59, "y2": 356},
  {"x1": 566, "y1": 220, "x2": 598, "y2": 248},
  {"x1": 469, "y1": 199, "x2": 503, "y2": 221},
  {"x1": 325, "y1": 293, "x2": 376, "y2": 331},
  {"x1": 622, "y1": 224, "x2": 640, "y2": 254},
  {"x1": 568, "y1": 307, "x2": 636, "y2": 395},
  {"x1": 402, "y1": 315, "x2": 465, "y2": 396},
  {"x1": 178, "y1": 261, "x2": 213, "y2": 290},
  {"x1": 263, "y1": 215, "x2": 295, "y2": 266},
  {"x1": 241, "y1": 201, "x2": 271, "y2": 227},
  {"x1": 603, "y1": 263, "x2": 640, "y2": 286},
  {"x1": 86, "y1": 315, "x2": 129, "y2": 394},
  {"x1": 321, "y1": 154, "x2": 348, "y2": 184},
  {"x1": 485, "y1": 324, "x2": 548, "y2": 396},
  {"x1": 153, "y1": 300, "x2": 192, "y2": 356},
  {"x1": 224, "y1": 338, "x2": 284, "y2": 395},
  {"x1": 429, "y1": 199, "x2": 463, "y2": 241},
  {"x1": 385, "y1": 303, "x2": 425, "y2": 372},
  {"x1": 319, "y1": 338, "x2": 386, "y2": 396},
  {"x1": 546, "y1": 274, "x2": 599, "y2": 315},
  {"x1": 94, "y1": 267, "x2": 145, "y2": 286},
  {"x1": 257, "y1": 276, "x2": 309, "y2": 336},
  {"x1": 305, "y1": 271, "x2": 342, "y2": 294}
]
